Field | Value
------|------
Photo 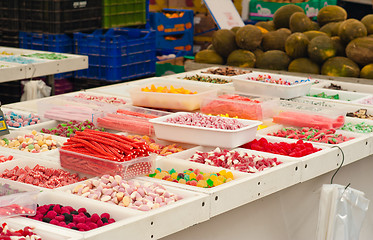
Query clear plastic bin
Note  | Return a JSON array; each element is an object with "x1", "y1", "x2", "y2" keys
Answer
[
  {"x1": 97, "y1": 105, "x2": 170, "y2": 135},
  {"x1": 169, "y1": 73, "x2": 235, "y2": 91},
  {"x1": 0, "y1": 183, "x2": 38, "y2": 218},
  {"x1": 150, "y1": 112, "x2": 261, "y2": 148},
  {"x1": 60, "y1": 149, "x2": 156, "y2": 179},
  {"x1": 231, "y1": 71, "x2": 314, "y2": 99},
  {"x1": 2, "y1": 107, "x2": 54, "y2": 130},
  {"x1": 129, "y1": 79, "x2": 218, "y2": 111},
  {"x1": 200, "y1": 92, "x2": 279, "y2": 120}
]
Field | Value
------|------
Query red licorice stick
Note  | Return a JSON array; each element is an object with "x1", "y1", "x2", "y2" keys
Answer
[
  {"x1": 75, "y1": 131, "x2": 134, "y2": 150},
  {"x1": 83, "y1": 129, "x2": 137, "y2": 144},
  {"x1": 90, "y1": 141, "x2": 116, "y2": 158},
  {"x1": 116, "y1": 109, "x2": 159, "y2": 119},
  {"x1": 69, "y1": 138, "x2": 112, "y2": 157},
  {"x1": 106, "y1": 145, "x2": 125, "y2": 160}
]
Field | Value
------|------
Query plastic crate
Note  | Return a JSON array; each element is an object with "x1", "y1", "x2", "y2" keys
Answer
[
  {"x1": 149, "y1": 9, "x2": 193, "y2": 33},
  {"x1": 156, "y1": 30, "x2": 193, "y2": 55},
  {"x1": 0, "y1": 30, "x2": 19, "y2": 48},
  {"x1": 74, "y1": 27, "x2": 156, "y2": 81},
  {"x1": 19, "y1": 0, "x2": 102, "y2": 34},
  {"x1": 103, "y1": 0, "x2": 148, "y2": 28}
]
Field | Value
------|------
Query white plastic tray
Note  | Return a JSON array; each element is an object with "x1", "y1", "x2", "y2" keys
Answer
[
  {"x1": 129, "y1": 79, "x2": 218, "y2": 111},
  {"x1": 0, "y1": 156, "x2": 93, "y2": 191},
  {"x1": 231, "y1": 71, "x2": 314, "y2": 99},
  {"x1": 306, "y1": 88, "x2": 371, "y2": 104},
  {"x1": 150, "y1": 112, "x2": 261, "y2": 148},
  {"x1": 2, "y1": 219, "x2": 83, "y2": 240},
  {"x1": 0, "y1": 130, "x2": 67, "y2": 159},
  {"x1": 167, "y1": 73, "x2": 235, "y2": 91},
  {"x1": 2, "y1": 107, "x2": 54, "y2": 130},
  {"x1": 312, "y1": 80, "x2": 373, "y2": 94}
]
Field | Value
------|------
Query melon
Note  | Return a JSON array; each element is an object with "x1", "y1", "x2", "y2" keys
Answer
[
  {"x1": 285, "y1": 33, "x2": 309, "y2": 58},
  {"x1": 289, "y1": 12, "x2": 312, "y2": 33},
  {"x1": 231, "y1": 26, "x2": 240, "y2": 34},
  {"x1": 320, "y1": 22, "x2": 342, "y2": 36},
  {"x1": 303, "y1": 30, "x2": 328, "y2": 40},
  {"x1": 212, "y1": 29, "x2": 238, "y2": 57},
  {"x1": 361, "y1": 14, "x2": 373, "y2": 35},
  {"x1": 338, "y1": 19, "x2": 367, "y2": 43},
  {"x1": 360, "y1": 64, "x2": 373, "y2": 79},
  {"x1": 345, "y1": 37, "x2": 373, "y2": 66},
  {"x1": 256, "y1": 50, "x2": 291, "y2": 70},
  {"x1": 227, "y1": 49, "x2": 256, "y2": 68},
  {"x1": 207, "y1": 44, "x2": 215, "y2": 50},
  {"x1": 308, "y1": 35, "x2": 336, "y2": 63},
  {"x1": 331, "y1": 36, "x2": 345, "y2": 56},
  {"x1": 235, "y1": 25, "x2": 263, "y2": 50},
  {"x1": 273, "y1": 4, "x2": 305, "y2": 29},
  {"x1": 321, "y1": 57, "x2": 360, "y2": 77},
  {"x1": 288, "y1": 58, "x2": 320, "y2": 74},
  {"x1": 255, "y1": 21, "x2": 276, "y2": 31},
  {"x1": 253, "y1": 49, "x2": 264, "y2": 61},
  {"x1": 310, "y1": 21, "x2": 320, "y2": 30},
  {"x1": 317, "y1": 5, "x2": 347, "y2": 26},
  {"x1": 195, "y1": 50, "x2": 224, "y2": 65},
  {"x1": 262, "y1": 29, "x2": 291, "y2": 51}
]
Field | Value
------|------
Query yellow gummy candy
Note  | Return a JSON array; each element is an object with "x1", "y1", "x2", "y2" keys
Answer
[
  {"x1": 214, "y1": 179, "x2": 223, "y2": 186},
  {"x1": 217, "y1": 175, "x2": 225, "y2": 183},
  {"x1": 210, "y1": 175, "x2": 218, "y2": 182},
  {"x1": 171, "y1": 172, "x2": 178, "y2": 179},
  {"x1": 178, "y1": 179, "x2": 186, "y2": 184},
  {"x1": 197, "y1": 180, "x2": 207, "y2": 188},
  {"x1": 225, "y1": 171, "x2": 234, "y2": 179},
  {"x1": 203, "y1": 173, "x2": 210, "y2": 180},
  {"x1": 189, "y1": 172, "x2": 196, "y2": 180},
  {"x1": 218, "y1": 170, "x2": 227, "y2": 176}
]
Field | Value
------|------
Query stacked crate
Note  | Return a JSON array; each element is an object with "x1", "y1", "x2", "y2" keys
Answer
[
  {"x1": 103, "y1": 0, "x2": 148, "y2": 28},
  {"x1": 149, "y1": 9, "x2": 194, "y2": 55}
]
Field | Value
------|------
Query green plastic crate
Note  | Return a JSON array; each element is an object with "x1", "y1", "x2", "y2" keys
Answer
[
  {"x1": 156, "y1": 63, "x2": 185, "y2": 76},
  {"x1": 103, "y1": 0, "x2": 147, "y2": 28}
]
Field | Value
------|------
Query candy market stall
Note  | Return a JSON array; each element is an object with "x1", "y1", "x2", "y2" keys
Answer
[{"x1": 1, "y1": 65, "x2": 373, "y2": 240}]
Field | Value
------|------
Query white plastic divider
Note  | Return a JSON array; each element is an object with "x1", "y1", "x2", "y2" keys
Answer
[
  {"x1": 0, "y1": 154, "x2": 93, "y2": 191},
  {"x1": 3, "y1": 219, "x2": 83, "y2": 240},
  {"x1": 9, "y1": 190, "x2": 151, "y2": 240},
  {"x1": 56, "y1": 177, "x2": 210, "y2": 240},
  {"x1": 164, "y1": 146, "x2": 302, "y2": 217},
  {"x1": 312, "y1": 80, "x2": 373, "y2": 94}
]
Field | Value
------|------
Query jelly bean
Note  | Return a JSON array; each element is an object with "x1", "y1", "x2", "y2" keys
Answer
[
  {"x1": 147, "y1": 168, "x2": 234, "y2": 188},
  {"x1": 341, "y1": 122, "x2": 373, "y2": 133},
  {"x1": 41, "y1": 120, "x2": 104, "y2": 137}
]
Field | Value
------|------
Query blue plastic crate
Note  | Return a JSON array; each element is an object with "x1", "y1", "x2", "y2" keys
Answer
[
  {"x1": 156, "y1": 30, "x2": 193, "y2": 55},
  {"x1": 74, "y1": 28, "x2": 156, "y2": 81},
  {"x1": 19, "y1": 31, "x2": 73, "y2": 79},
  {"x1": 149, "y1": 9, "x2": 194, "y2": 33}
]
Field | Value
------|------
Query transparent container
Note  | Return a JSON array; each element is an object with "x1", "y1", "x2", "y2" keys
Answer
[
  {"x1": 59, "y1": 149, "x2": 156, "y2": 179},
  {"x1": 129, "y1": 79, "x2": 218, "y2": 111}
]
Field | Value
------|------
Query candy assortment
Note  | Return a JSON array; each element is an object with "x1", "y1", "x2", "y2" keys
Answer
[
  {"x1": 346, "y1": 109, "x2": 373, "y2": 120},
  {"x1": 148, "y1": 168, "x2": 234, "y2": 188},
  {"x1": 247, "y1": 74, "x2": 310, "y2": 85},
  {"x1": 165, "y1": 112, "x2": 245, "y2": 130},
  {"x1": 201, "y1": 67, "x2": 251, "y2": 76},
  {"x1": 201, "y1": 94, "x2": 263, "y2": 120},
  {"x1": 182, "y1": 75, "x2": 231, "y2": 84},
  {"x1": 0, "y1": 222, "x2": 41, "y2": 239},
  {"x1": 1, "y1": 131, "x2": 62, "y2": 153},
  {"x1": 141, "y1": 84, "x2": 197, "y2": 94},
  {"x1": 28, "y1": 204, "x2": 115, "y2": 231},
  {"x1": 126, "y1": 135, "x2": 185, "y2": 156},
  {"x1": 341, "y1": 122, "x2": 373, "y2": 133},
  {"x1": 242, "y1": 138, "x2": 322, "y2": 157},
  {"x1": 0, "y1": 165, "x2": 86, "y2": 189},
  {"x1": 73, "y1": 93, "x2": 127, "y2": 105},
  {"x1": 72, "y1": 175, "x2": 182, "y2": 211},
  {"x1": 268, "y1": 127, "x2": 354, "y2": 144},
  {"x1": 41, "y1": 120, "x2": 104, "y2": 137},
  {"x1": 23, "y1": 53, "x2": 68, "y2": 60},
  {"x1": 188, "y1": 148, "x2": 282, "y2": 173},
  {"x1": 359, "y1": 96, "x2": 373, "y2": 105},
  {"x1": 4, "y1": 111, "x2": 41, "y2": 128}
]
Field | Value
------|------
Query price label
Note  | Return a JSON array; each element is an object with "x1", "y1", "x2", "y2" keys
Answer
[{"x1": 0, "y1": 108, "x2": 9, "y2": 136}]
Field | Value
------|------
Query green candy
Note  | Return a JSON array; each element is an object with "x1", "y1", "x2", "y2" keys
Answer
[
  {"x1": 169, "y1": 168, "x2": 176, "y2": 174},
  {"x1": 28, "y1": 144, "x2": 34, "y2": 150},
  {"x1": 2, "y1": 138, "x2": 9, "y2": 145},
  {"x1": 206, "y1": 179, "x2": 214, "y2": 187}
]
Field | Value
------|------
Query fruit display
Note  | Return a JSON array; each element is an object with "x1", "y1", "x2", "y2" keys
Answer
[{"x1": 195, "y1": 5, "x2": 373, "y2": 79}]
